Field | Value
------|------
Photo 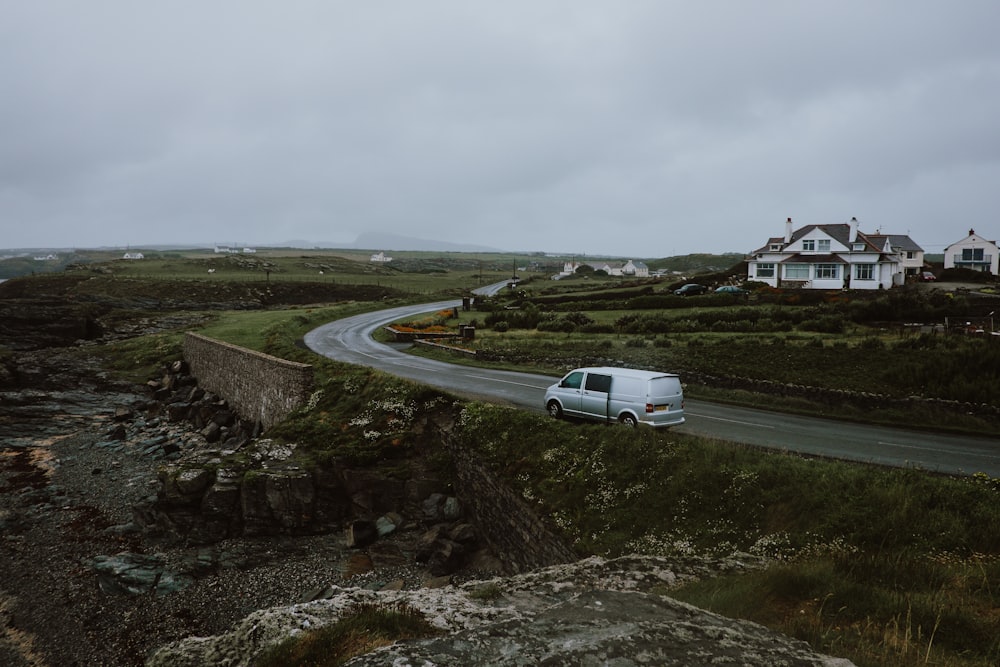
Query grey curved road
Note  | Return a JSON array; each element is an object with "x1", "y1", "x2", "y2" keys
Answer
[{"x1": 304, "y1": 285, "x2": 1000, "y2": 478}]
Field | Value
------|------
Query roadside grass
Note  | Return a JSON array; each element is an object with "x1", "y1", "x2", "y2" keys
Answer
[{"x1": 194, "y1": 303, "x2": 376, "y2": 351}]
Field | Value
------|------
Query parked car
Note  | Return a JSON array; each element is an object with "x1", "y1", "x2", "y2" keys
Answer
[
  {"x1": 674, "y1": 283, "x2": 708, "y2": 296},
  {"x1": 715, "y1": 285, "x2": 748, "y2": 295},
  {"x1": 921, "y1": 271, "x2": 937, "y2": 282},
  {"x1": 544, "y1": 366, "x2": 685, "y2": 428}
]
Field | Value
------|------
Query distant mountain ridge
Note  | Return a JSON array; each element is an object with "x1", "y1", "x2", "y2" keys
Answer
[{"x1": 348, "y1": 232, "x2": 504, "y2": 253}]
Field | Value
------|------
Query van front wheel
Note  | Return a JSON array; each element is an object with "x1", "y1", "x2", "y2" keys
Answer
[
  {"x1": 619, "y1": 414, "x2": 638, "y2": 428},
  {"x1": 546, "y1": 401, "x2": 563, "y2": 419}
]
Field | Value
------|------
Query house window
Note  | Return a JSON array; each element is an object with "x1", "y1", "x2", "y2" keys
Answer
[
  {"x1": 802, "y1": 240, "x2": 815, "y2": 251},
  {"x1": 816, "y1": 264, "x2": 840, "y2": 280},
  {"x1": 784, "y1": 264, "x2": 809, "y2": 280},
  {"x1": 905, "y1": 251, "x2": 915, "y2": 259},
  {"x1": 962, "y1": 248, "x2": 985, "y2": 261},
  {"x1": 756, "y1": 263, "x2": 775, "y2": 278},
  {"x1": 854, "y1": 264, "x2": 874, "y2": 281},
  {"x1": 852, "y1": 243, "x2": 865, "y2": 251},
  {"x1": 817, "y1": 239, "x2": 831, "y2": 252}
]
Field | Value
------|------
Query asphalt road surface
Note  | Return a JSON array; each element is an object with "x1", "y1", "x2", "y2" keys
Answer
[{"x1": 304, "y1": 284, "x2": 1000, "y2": 478}]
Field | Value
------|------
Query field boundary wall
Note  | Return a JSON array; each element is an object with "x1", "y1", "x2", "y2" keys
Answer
[{"x1": 183, "y1": 332, "x2": 313, "y2": 430}]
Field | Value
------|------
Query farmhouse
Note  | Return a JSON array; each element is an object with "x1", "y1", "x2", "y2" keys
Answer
[
  {"x1": 559, "y1": 259, "x2": 649, "y2": 277},
  {"x1": 943, "y1": 229, "x2": 999, "y2": 274},
  {"x1": 123, "y1": 252, "x2": 144, "y2": 260},
  {"x1": 747, "y1": 217, "x2": 923, "y2": 290},
  {"x1": 370, "y1": 251, "x2": 393, "y2": 263}
]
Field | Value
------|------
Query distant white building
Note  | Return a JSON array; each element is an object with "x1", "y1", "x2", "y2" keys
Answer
[
  {"x1": 33, "y1": 253, "x2": 58, "y2": 261},
  {"x1": 123, "y1": 252, "x2": 144, "y2": 260},
  {"x1": 559, "y1": 259, "x2": 649, "y2": 277},
  {"x1": 622, "y1": 260, "x2": 649, "y2": 277},
  {"x1": 943, "y1": 228, "x2": 999, "y2": 274},
  {"x1": 242, "y1": 247, "x2": 257, "y2": 254},
  {"x1": 214, "y1": 245, "x2": 239, "y2": 254},
  {"x1": 370, "y1": 251, "x2": 393, "y2": 263}
]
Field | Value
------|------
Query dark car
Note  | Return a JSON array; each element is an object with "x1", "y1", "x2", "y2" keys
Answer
[
  {"x1": 674, "y1": 283, "x2": 708, "y2": 296},
  {"x1": 715, "y1": 285, "x2": 748, "y2": 295}
]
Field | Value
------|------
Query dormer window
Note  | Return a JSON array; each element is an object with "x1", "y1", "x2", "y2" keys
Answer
[
  {"x1": 803, "y1": 240, "x2": 815, "y2": 251},
  {"x1": 817, "y1": 239, "x2": 830, "y2": 251},
  {"x1": 852, "y1": 242, "x2": 865, "y2": 251},
  {"x1": 769, "y1": 243, "x2": 781, "y2": 251}
]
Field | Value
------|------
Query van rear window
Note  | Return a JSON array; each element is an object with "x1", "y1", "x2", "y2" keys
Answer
[
  {"x1": 613, "y1": 377, "x2": 641, "y2": 397},
  {"x1": 649, "y1": 377, "x2": 679, "y2": 397}
]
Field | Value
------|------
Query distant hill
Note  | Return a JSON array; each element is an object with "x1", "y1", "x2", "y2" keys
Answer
[{"x1": 348, "y1": 232, "x2": 503, "y2": 253}]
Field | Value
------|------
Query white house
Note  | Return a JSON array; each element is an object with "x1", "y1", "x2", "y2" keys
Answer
[
  {"x1": 622, "y1": 260, "x2": 649, "y2": 277},
  {"x1": 943, "y1": 229, "x2": 999, "y2": 274},
  {"x1": 560, "y1": 259, "x2": 649, "y2": 277},
  {"x1": 747, "y1": 217, "x2": 923, "y2": 290},
  {"x1": 561, "y1": 261, "x2": 582, "y2": 275},
  {"x1": 122, "y1": 252, "x2": 144, "y2": 260},
  {"x1": 370, "y1": 251, "x2": 393, "y2": 263},
  {"x1": 864, "y1": 234, "x2": 924, "y2": 279}
]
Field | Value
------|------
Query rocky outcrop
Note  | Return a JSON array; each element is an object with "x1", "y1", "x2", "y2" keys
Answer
[
  {"x1": 130, "y1": 362, "x2": 490, "y2": 581},
  {"x1": 146, "y1": 555, "x2": 855, "y2": 667},
  {"x1": 0, "y1": 299, "x2": 104, "y2": 351}
]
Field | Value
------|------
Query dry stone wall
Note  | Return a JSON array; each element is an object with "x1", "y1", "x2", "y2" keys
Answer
[
  {"x1": 447, "y1": 435, "x2": 578, "y2": 574},
  {"x1": 182, "y1": 333, "x2": 313, "y2": 430}
]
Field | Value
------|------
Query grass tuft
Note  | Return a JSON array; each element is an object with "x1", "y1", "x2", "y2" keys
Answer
[{"x1": 255, "y1": 601, "x2": 442, "y2": 667}]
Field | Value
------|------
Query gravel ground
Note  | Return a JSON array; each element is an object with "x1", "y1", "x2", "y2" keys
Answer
[{"x1": 0, "y1": 373, "x2": 436, "y2": 667}]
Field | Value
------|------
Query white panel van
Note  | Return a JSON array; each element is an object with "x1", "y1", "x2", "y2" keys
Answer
[{"x1": 544, "y1": 367, "x2": 685, "y2": 428}]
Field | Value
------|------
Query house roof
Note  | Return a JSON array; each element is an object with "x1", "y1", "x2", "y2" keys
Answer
[
  {"x1": 789, "y1": 223, "x2": 852, "y2": 247},
  {"x1": 864, "y1": 233, "x2": 924, "y2": 252},
  {"x1": 753, "y1": 221, "x2": 922, "y2": 255}
]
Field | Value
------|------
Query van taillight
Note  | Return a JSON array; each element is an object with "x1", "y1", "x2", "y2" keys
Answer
[{"x1": 645, "y1": 403, "x2": 654, "y2": 413}]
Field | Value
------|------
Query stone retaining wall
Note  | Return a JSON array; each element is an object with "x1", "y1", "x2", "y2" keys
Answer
[
  {"x1": 447, "y1": 435, "x2": 578, "y2": 574},
  {"x1": 182, "y1": 333, "x2": 313, "y2": 430}
]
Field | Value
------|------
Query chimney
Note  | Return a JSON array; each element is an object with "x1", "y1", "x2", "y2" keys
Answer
[
  {"x1": 850, "y1": 216, "x2": 858, "y2": 242},
  {"x1": 969, "y1": 228, "x2": 975, "y2": 236},
  {"x1": 784, "y1": 217, "x2": 793, "y2": 243}
]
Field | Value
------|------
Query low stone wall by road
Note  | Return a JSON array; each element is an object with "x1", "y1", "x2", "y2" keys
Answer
[{"x1": 182, "y1": 333, "x2": 313, "y2": 430}]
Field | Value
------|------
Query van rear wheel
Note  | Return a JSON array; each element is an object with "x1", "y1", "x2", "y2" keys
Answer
[
  {"x1": 619, "y1": 414, "x2": 638, "y2": 428},
  {"x1": 546, "y1": 400, "x2": 563, "y2": 419}
]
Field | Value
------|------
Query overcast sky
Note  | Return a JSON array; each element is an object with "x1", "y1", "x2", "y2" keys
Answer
[{"x1": 2, "y1": 1, "x2": 998, "y2": 257}]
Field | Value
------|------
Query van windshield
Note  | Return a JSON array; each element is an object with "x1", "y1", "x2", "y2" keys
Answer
[{"x1": 561, "y1": 371, "x2": 584, "y2": 389}]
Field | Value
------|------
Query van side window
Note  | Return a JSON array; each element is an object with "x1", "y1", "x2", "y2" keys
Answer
[
  {"x1": 561, "y1": 371, "x2": 584, "y2": 389},
  {"x1": 585, "y1": 373, "x2": 612, "y2": 393}
]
